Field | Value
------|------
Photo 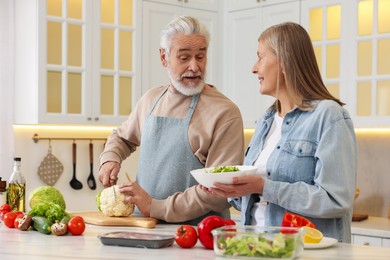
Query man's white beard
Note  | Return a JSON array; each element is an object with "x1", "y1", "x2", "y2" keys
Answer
[{"x1": 168, "y1": 69, "x2": 205, "y2": 96}]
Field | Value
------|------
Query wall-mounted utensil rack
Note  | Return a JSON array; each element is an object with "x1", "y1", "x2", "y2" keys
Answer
[{"x1": 32, "y1": 133, "x2": 107, "y2": 143}]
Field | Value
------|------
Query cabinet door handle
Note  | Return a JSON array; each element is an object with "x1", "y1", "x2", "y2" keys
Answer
[
  {"x1": 363, "y1": 242, "x2": 370, "y2": 246},
  {"x1": 87, "y1": 117, "x2": 92, "y2": 121},
  {"x1": 94, "y1": 117, "x2": 99, "y2": 121}
]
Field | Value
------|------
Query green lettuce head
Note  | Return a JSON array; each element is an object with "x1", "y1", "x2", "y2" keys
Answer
[{"x1": 29, "y1": 186, "x2": 66, "y2": 210}]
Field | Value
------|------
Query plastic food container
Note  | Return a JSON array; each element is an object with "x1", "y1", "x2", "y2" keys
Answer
[
  {"x1": 98, "y1": 231, "x2": 174, "y2": 249},
  {"x1": 212, "y1": 226, "x2": 304, "y2": 259}
]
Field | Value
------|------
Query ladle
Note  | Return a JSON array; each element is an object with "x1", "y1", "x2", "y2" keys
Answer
[
  {"x1": 70, "y1": 142, "x2": 83, "y2": 190},
  {"x1": 87, "y1": 142, "x2": 97, "y2": 190}
]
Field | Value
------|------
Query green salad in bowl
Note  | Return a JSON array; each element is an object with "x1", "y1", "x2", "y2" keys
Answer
[{"x1": 190, "y1": 165, "x2": 257, "y2": 188}]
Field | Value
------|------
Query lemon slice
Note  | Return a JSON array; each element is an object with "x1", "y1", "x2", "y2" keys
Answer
[{"x1": 302, "y1": 226, "x2": 323, "y2": 244}]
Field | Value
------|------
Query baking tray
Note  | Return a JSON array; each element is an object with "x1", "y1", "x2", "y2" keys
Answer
[{"x1": 98, "y1": 231, "x2": 174, "y2": 249}]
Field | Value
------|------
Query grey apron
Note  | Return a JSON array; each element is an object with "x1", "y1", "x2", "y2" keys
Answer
[{"x1": 136, "y1": 87, "x2": 229, "y2": 225}]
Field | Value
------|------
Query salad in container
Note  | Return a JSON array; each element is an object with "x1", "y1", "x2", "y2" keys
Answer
[{"x1": 212, "y1": 226, "x2": 304, "y2": 259}]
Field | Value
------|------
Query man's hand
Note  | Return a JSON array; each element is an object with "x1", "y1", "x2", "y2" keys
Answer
[
  {"x1": 98, "y1": 161, "x2": 121, "y2": 187},
  {"x1": 120, "y1": 182, "x2": 152, "y2": 217}
]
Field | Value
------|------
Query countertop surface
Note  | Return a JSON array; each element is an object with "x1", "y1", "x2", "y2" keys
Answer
[
  {"x1": 351, "y1": 216, "x2": 390, "y2": 238},
  {"x1": 2, "y1": 222, "x2": 390, "y2": 259}
]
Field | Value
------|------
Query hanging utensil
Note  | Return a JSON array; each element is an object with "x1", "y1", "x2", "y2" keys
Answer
[
  {"x1": 69, "y1": 142, "x2": 83, "y2": 190},
  {"x1": 87, "y1": 142, "x2": 97, "y2": 190},
  {"x1": 38, "y1": 141, "x2": 64, "y2": 186}
]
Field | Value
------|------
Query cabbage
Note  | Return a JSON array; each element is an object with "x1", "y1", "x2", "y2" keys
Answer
[{"x1": 29, "y1": 186, "x2": 66, "y2": 210}]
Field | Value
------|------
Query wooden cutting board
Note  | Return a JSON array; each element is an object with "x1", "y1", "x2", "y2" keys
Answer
[{"x1": 71, "y1": 212, "x2": 157, "y2": 228}]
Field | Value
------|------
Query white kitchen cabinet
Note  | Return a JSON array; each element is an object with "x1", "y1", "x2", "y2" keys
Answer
[
  {"x1": 222, "y1": 0, "x2": 301, "y2": 128},
  {"x1": 353, "y1": 234, "x2": 382, "y2": 247},
  {"x1": 383, "y1": 238, "x2": 390, "y2": 248},
  {"x1": 145, "y1": 0, "x2": 219, "y2": 11},
  {"x1": 351, "y1": 216, "x2": 390, "y2": 248},
  {"x1": 14, "y1": 0, "x2": 137, "y2": 125},
  {"x1": 300, "y1": 0, "x2": 390, "y2": 127},
  {"x1": 141, "y1": 1, "x2": 220, "y2": 94},
  {"x1": 226, "y1": 0, "x2": 298, "y2": 12}
]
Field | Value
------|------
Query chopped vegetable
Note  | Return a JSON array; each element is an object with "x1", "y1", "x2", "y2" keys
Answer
[
  {"x1": 216, "y1": 233, "x2": 296, "y2": 258},
  {"x1": 281, "y1": 212, "x2": 316, "y2": 229},
  {"x1": 208, "y1": 166, "x2": 240, "y2": 173}
]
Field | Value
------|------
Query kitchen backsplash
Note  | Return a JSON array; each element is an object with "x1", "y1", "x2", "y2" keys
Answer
[
  {"x1": 10, "y1": 126, "x2": 139, "y2": 213},
  {"x1": 7, "y1": 127, "x2": 390, "y2": 218}
]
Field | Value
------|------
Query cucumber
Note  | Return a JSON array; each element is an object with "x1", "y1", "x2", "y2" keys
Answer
[{"x1": 32, "y1": 216, "x2": 53, "y2": 235}]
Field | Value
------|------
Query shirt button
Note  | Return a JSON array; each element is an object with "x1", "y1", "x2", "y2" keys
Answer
[
  {"x1": 286, "y1": 121, "x2": 290, "y2": 125},
  {"x1": 277, "y1": 146, "x2": 280, "y2": 149},
  {"x1": 267, "y1": 172, "x2": 270, "y2": 176}
]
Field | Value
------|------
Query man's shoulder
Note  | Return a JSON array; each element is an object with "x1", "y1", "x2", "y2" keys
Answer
[{"x1": 202, "y1": 85, "x2": 239, "y2": 110}]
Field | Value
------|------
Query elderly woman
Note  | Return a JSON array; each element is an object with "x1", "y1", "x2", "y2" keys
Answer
[{"x1": 205, "y1": 22, "x2": 357, "y2": 243}]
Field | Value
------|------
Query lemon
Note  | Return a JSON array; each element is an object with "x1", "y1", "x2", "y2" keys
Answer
[{"x1": 302, "y1": 226, "x2": 323, "y2": 244}]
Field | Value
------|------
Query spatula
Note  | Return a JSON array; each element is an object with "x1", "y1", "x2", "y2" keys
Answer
[{"x1": 87, "y1": 142, "x2": 97, "y2": 190}]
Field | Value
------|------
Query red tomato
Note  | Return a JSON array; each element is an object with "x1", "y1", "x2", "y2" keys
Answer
[
  {"x1": 197, "y1": 215, "x2": 227, "y2": 250},
  {"x1": 3, "y1": 211, "x2": 18, "y2": 228},
  {"x1": 14, "y1": 214, "x2": 24, "y2": 229},
  {"x1": 67, "y1": 216, "x2": 86, "y2": 235},
  {"x1": 0, "y1": 203, "x2": 11, "y2": 213},
  {"x1": 175, "y1": 225, "x2": 198, "y2": 248}
]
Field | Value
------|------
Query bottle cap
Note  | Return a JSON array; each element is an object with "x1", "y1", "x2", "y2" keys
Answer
[
  {"x1": 0, "y1": 177, "x2": 6, "y2": 192},
  {"x1": 14, "y1": 157, "x2": 21, "y2": 161}
]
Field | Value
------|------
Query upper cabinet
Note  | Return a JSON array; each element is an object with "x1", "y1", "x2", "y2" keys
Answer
[
  {"x1": 222, "y1": 0, "x2": 301, "y2": 128},
  {"x1": 301, "y1": 0, "x2": 390, "y2": 127},
  {"x1": 151, "y1": 0, "x2": 220, "y2": 11},
  {"x1": 14, "y1": 0, "x2": 137, "y2": 125},
  {"x1": 140, "y1": 0, "x2": 220, "y2": 94}
]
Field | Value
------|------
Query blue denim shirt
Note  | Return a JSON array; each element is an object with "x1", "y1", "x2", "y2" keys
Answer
[{"x1": 229, "y1": 100, "x2": 357, "y2": 243}]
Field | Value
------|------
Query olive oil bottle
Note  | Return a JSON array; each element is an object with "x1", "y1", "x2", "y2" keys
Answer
[{"x1": 8, "y1": 157, "x2": 26, "y2": 212}]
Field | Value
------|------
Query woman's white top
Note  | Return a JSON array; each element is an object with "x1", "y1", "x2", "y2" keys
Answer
[{"x1": 250, "y1": 112, "x2": 283, "y2": 226}]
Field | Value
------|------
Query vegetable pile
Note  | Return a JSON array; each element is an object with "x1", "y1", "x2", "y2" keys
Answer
[{"x1": 1, "y1": 186, "x2": 85, "y2": 236}]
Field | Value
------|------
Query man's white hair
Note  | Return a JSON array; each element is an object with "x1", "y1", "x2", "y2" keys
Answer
[{"x1": 160, "y1": 16, "x2": 210, "y2": 57}]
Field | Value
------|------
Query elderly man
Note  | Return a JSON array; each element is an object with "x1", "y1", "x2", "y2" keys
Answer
[{"x1": 98, "y1": 16, "x2": 244, "y2": 225}]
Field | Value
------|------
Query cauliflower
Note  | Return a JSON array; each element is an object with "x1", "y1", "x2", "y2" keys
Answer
[{"x1": 97, "y1": 185, "x2": 135, "y2": 217}]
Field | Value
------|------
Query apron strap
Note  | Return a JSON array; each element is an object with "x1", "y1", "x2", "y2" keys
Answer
[
  {"x1": 147, "y1": 87, "x2": 169, "y2": 115},
  {"x1": 147, "y1": 86, "x2": 201, "y2": 123},
  {"x1": 184, "y1": 93, "x2": 200, "y2": 124}
]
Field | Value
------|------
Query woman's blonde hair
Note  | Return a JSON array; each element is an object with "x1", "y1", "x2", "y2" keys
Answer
[{"x1": 259, "y1": 22, "x2": 344, "y2": 110}]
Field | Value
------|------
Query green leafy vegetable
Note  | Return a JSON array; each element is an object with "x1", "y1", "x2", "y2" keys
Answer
[
  {"x1": 96, "y1": 192, "x2": 102, "y2": 212},
  {"x1": 209, "y1": 166, "x2": 240, "y2": 173},
  {"x1": 216, "y1": 233, "x2": 296, "y2": 258},
  {"x1": 28, "y1": 202, "x2": 70, "y2": 223},
  {"x1": 29, "y1": 186, "x2": 67, "y2": 209}
]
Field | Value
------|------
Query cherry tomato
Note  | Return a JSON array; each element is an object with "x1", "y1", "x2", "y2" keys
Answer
[
  {"x1": 175, "y1": 225, "x2": 198, "y2": 248},
  {"x1": 0, "y1": 203, "x2": 11, "y2": 213},
  {"x1": 14, "y1": 214, "x2": 24, "y2": 229},
  {"x1": 3, "y1": 211, "x2": 18, "y2": 228},
  {"x1": 67, "y1": 216, "x2": 86, "y2": 235},
  {"x1": 197, "y1": 215, "x2": 227, "y2": 250}
]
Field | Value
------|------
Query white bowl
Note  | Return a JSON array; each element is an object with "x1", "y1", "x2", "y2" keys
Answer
[{"x1": 190, "y1": 165, "x2": 258, "y2": 188}]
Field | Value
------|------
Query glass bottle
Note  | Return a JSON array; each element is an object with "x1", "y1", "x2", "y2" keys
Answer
[
  {"x1": 8, "y1": 157, "x2": 26, "y2": 212},
  {"x1": 0, "y1": 177, "x2": 6, "y2": 206}
]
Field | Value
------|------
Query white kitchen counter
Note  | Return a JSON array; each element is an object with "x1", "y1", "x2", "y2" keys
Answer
[
  {"x1": 2, "y1": 223, "x2": 390, "y2": 259},
  {"x1": 351, "y1": 216, "x2": 390, "y2": 238}
]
